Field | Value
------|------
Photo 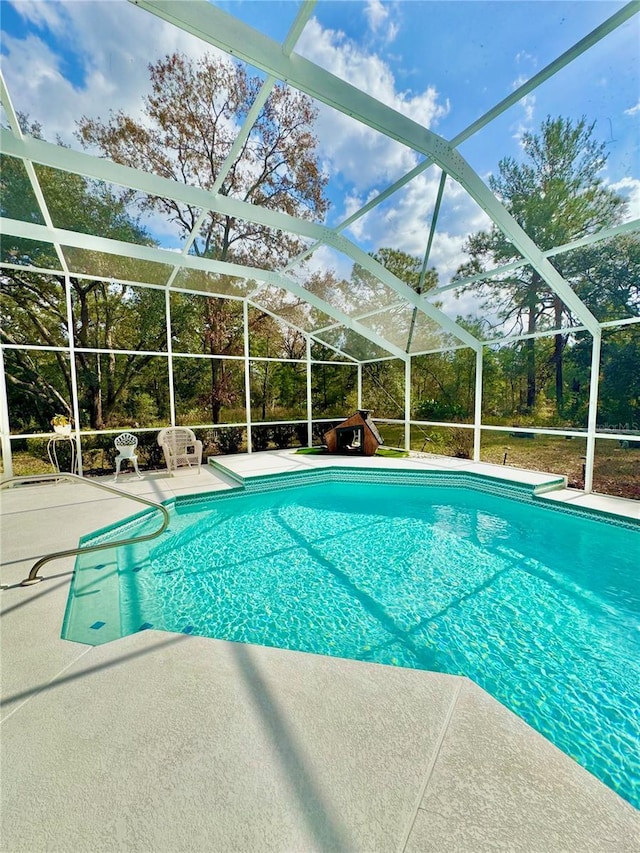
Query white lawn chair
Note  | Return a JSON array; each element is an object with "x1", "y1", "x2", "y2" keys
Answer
[
  {"x1": 114, "y1": 432, "x2": 143, "y2": 482},
  {"x1": 157, "y1": 427, "x2": 203, "y2": 475}
]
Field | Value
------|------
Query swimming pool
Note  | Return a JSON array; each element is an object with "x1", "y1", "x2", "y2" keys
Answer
[{"x1": 63, "y1": 471, "x2": 640, "y2": 808}]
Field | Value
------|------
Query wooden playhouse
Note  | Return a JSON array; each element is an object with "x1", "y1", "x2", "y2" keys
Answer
[{"x1": 323, "y1": 410, "x2": 383, "y2": 456}]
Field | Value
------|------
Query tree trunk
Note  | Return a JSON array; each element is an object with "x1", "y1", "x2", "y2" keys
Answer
[
  {"x1": 322, "y1": 366, "x2": 327, "y2": 410},
  {"x1": 261, "y1": 363, "x2": 269, "y2": 421},
  {"x1": 553, "y1": 296, "x2": 564, "y2": 415},
  {"x1": 75, "y1": 284, "x2": 104, "y2": 429},
  {"x1": 94, "y1": 353, "x2": 104, "y2": 429},
  {"x1": 210, "y1": 359, "x2": 221, "y2": 424},
  {"x1": 105, "y1": 322, "x2": 116, "y2": 422},
  {"x1": 525, "y1": 277, "x2": 538, "y2": 411}
]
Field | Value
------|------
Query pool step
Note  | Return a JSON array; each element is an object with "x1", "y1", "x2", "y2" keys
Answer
[{"x1": 533, "y1": 477, "x2": 567, "y2": 496}]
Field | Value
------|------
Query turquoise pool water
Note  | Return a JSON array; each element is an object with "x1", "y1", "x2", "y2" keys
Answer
[{"x1": 64, "y1": 478, "x2": 640, "y2": 808}]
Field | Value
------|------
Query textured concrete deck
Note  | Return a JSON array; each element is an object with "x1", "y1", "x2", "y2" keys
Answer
[
  {"x1": 1, "y1": 456, "x2": 638, "y2": 851},
  {"x1": 212, "y1": 446, "x2": 567, "y2": 489}
]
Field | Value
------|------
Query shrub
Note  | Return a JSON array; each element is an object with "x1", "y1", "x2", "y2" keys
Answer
[
  {"x1": 415, "y1": 398, "x2": 466, "y2": 421},
  {"x1": 251, "y1": 426, "x2": 271, "y2": 451},
  {"x1": 214, "y1": 427, "x2": 244, "y2": 454},
  {"x1": 294, "y1": 422, "x2": 309, "y2": 446},
  {"x1": 270, "y1": 424, "x2": 296, "y2": 449},
  {"x1": 448, "y1": 428, "x2": 473, "y2": 459}
]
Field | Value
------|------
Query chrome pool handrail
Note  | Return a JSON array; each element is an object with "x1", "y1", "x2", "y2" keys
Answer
[{"x1": 0, "y1": 473, "x2": 170, "y2": 586}]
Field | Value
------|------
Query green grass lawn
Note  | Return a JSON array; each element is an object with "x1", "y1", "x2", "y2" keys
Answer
[
  {"x1": 295, "y1": 446, "x2": 409, "y2": 458},
  {"x1": 369, "y1": 422, "x2": 639, "y2": 499}
]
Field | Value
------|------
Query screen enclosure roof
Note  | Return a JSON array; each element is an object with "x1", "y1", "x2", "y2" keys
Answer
[{"x1": 0, "y1": 0, "x2": 638, "y2": 362}]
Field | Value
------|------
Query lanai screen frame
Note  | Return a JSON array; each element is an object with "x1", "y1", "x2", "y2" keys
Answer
[{"x1": 0, "y1": 0, "x2": 638, "y2": 493}]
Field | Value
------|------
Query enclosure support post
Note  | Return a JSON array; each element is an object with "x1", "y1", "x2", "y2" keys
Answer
[
  {"x1": 357, "y1": 363, "x2": 362, "y2": 410},
  {"x1": 306, "y1": 336, "x2": 313, "y2": 447},
  {"x1": 165, "y1": 288, "x2": 176, "y2": 428},
  {"x1": 64, "y1": 273, "x2": 83, "y2": 475},
  {"x1": 404, "y1": 357, "x2": 411, "y2": 451},
  {"x1": 243, "y1": 300, "x2": 252, "y2": 453},
  {"x1": 0, "y1": 345, "x2": 13, "y2": 478},
  {"x1": 584, "y1": 330, "x2": 601, "y2": 494},
  {"x1": 473, "y1": 347, "x2": 483, "y2": 462}
]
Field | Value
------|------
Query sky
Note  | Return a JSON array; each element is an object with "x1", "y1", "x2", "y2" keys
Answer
[{"x1": 1, "y1": 0, "x2": 638, "y2": 297}]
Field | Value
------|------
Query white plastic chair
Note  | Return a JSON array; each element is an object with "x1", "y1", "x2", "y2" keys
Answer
[
  {"x1": 114, "y1": 432, "x2": 143, "y2": 482},
  {"x1": 157, "y1": 427, "x2": 203, "y2": 475}
]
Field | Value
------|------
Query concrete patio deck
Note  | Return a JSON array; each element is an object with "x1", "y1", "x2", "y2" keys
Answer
[{"x1": 1, "y1": 453, "x2": 638, "y2": 851}]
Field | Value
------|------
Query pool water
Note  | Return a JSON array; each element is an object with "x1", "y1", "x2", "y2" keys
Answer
[{"x1": 64, "y1": 480, "x2": 640, "y2": 808}]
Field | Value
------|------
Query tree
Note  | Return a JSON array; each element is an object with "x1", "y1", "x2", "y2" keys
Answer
[
  {"x1": 352, "y1": 247, "x2": 448, "y2": 423},
  {"x1": 76, "y1": 52, "x2": 328, "y2": 421},
  {"x1": 78, "y1": 53, "x2": 327, "y2": 265},
  {"x1": 566, "y1": 234, "x2": 640, "y2": 322},
  {"x1": 352, "y1": 247, "x2": 437, "y2": 300},
  {"x1": 459, "y1": 116, "x2": 625, "y2": 414},
  {"x1": 0, "y1": 118, "x2": 170, "y2": 430}
]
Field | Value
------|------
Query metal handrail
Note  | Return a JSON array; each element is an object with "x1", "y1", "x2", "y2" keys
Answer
[{"x1": 0, "y1": 473, "x2": 170, "y2": 586}]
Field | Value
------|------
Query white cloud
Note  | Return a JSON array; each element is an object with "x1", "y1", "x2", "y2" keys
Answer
[
  {"x1": 509, "y1": 74, "x2": 536, "y2": 144},
  {"x1": 8, "y1": 0, "x2": 67, "y2": 34},
  {"x1": 521, "y1": 94, "x2": 535, "y2": 124},
  {"x1": 609, "y1": 177, "x2": 640, "y2": 220},
  {"x1": 624, "y1": 101, "x2": 640, "y2": 116},
  {"x1": 297, "y1": 17, "x2": 449, "y2": 192},
  {"x1": 515, "y1": 50, "x2": 537, "y2": 67},
  {"x1": 363, "y1": 0, "x2": 399, "y2": 43},
  {"x1": 435, "y1": 286, "x2": 504, "y2": 332},
  {"x1": 299, "y1": 18, "x2": 447, "y2": 128},
  {"x1": 364, "y1": 0, "x2": 387, "y2": 32},
  {"x1": 343, "y1": 170, "x2": 492, "y2": 284},
  {"x1": 347, "y1": 169, "x2": 441, "y2": 254},
  {"x1": 305, "y1": 244, "x2": 353, "y2": 284},
  {"x1": 1, "y1": 1, "x2": 220, "y2": 146}
]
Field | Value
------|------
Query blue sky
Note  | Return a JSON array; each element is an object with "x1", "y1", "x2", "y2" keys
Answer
[{"x1": 1, "y1": 0, "x2": 638, "y2": 286}]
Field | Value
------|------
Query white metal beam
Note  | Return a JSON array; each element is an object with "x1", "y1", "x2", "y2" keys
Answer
[
  {"x1": 127, "y1": 1, "x2": 453, "y2": 151},
  {"x1": 0, "y1": 72, "x2": 69, "y2": 276},
  {"x1": 0, "y1": 217, "x2": 405, "y2": 360},
  {"x1": 584, "y1": 331, "x2": 602, "y2": 494},
  {"x1": 129, "y1": 0, "x2": 603, "y2": 334},
  {"x1": 473, "y1": 349, "x2": 483, "y2": 461},
  {"x1": 306, "y1": 335, "x2": 312, "y2": 446},
  {"x1": 247, "y1": 299, "x2": 359, "y2": 363},
  {"x1": 435, "y1": 218, "x2": 640, "y2": 294},
  {"x1": 0, "y1": 215, "x2": 276, "y2": 282},
  {"x1": 0, "y1": 345, "x2": 13, "y2": 478},
  {"x1": 404, "y1": 358, "x2": 411, "y2": 451},
  {"x1": 282, "y1": 1, "x2": 317, "y2": 55},
  {"x1": 0, "y1": 131, "x2": 479, "y2": 350},
  {"x1": 0, "y1": 130, "x2": 328, "y2": 243},
  {"x1": 243, "y1": 300, "x2": 253, "y2": 453},
  {"x1": 329, "y1": 3, "x2": 640, "y2": 236}
]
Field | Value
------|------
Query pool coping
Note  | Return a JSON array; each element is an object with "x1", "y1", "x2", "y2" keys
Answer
[
  {"x1": 73, "y1": 457, "x2": 640, "y2": 551},
  {"x1": 209, "y1": 456, "x2": 640, "y2": 530}
]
